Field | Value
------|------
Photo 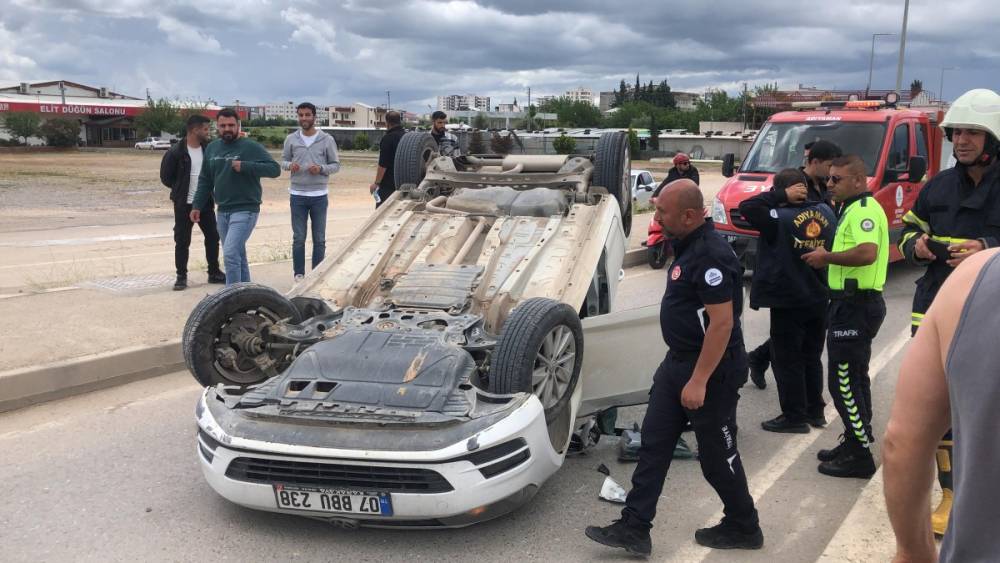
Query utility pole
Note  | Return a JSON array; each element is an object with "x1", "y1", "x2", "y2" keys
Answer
[
  {"x1": 526, "y1": 86, "x2": 532, "y2": 130},
  {"x1": 866, "y1": 33, "x2": 895, "y2": 97},
  {"x1": 386, "y1": 90, "x2": 391, "y2": 110},
  {"x1": 895, "y1": 0, "x2": 910, "y2": 98},
  {"x1": 741, "y1": 82, "x2": 748, "y2": 133}
]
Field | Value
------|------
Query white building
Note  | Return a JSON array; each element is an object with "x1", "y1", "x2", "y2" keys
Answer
[
  {"x1": 437, "y1": 94, "x2": 491, "y2": 112},
  {"x1": 673, "y1": 92, "x2": 702, "y2": 112},
  {"x1": 263, "y1": 101, "x2": 297, "y2": 120},
  {"x1": 564, "y1": 86, "x2": 595, "y2": 106},
  {"x1": 496, "y1": 98, "x2": 520, "y2": 113}
]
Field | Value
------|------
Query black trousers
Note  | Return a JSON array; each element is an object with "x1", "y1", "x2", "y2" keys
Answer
[
  {"x1": 770, "y1": 303, "x2": 827, "y2": 422},
  {"x1": 622, "y1": 351, "x2": 759, "y2": 532},
  {"x1": 173, "y1": 200, "x2": 221, "y2": 277},
  {"x1": 827, "y1": 295, "x2": 886, "y2": 447}
]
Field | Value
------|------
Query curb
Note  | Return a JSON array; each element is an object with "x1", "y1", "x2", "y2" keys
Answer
[
  {"x1": 0, "y1": 340, "x2": 183, "y2": 414},
  {"x1": 0, "y1": 249, "x2": 647, "y2": 414}
]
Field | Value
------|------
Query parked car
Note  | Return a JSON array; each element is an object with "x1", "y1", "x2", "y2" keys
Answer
[
  {"x1": 630, "y1": 169, "x2": 656, "y2": 206},
  {"x1": 186, "y1": 132, "x2": 664, "y2": 528},
  {"x1": 134, "y1": 137, "x2": 171, "y2": 150}
]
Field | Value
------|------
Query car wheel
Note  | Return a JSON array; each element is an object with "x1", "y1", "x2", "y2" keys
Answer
[
  {"x1": 182, "y1": 283, "x2": 302, "y2": 387},
  {"x1": 489, "y1": 298, "x2": 584, "y2": 424},
  {"x1": 592, "y1": 131, "x2": 631, "y2": 237},
  {"x1": 648, "y1": 241, "x2": 670, "y2": 269},
  {"x1": 394, "y1": 132, "x2": 439, "y2": 190}
]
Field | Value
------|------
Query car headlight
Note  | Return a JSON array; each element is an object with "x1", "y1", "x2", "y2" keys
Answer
[{"x1": 711, "y1": 197, "x2": 728, "y2": 225}]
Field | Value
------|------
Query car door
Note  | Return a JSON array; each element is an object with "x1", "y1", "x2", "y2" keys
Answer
[
  {"x1": 579, "y1": 305, "x2": 663, "y2": 416},
  {"x1": 873, "y1": 120, "x2": 915, "y2": 230}
]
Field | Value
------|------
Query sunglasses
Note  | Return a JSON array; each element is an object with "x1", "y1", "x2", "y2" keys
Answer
[{"x1": 828, "y1": 174, "x2": 861, "y2": 185}]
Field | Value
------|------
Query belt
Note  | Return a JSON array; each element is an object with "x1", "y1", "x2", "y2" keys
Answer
[
  {"x1": 667, "y1": 347, "x2": 742, "y2": 362},
  {"x1": 829, "y1": 289, "x2": 882, "y2": 301}
]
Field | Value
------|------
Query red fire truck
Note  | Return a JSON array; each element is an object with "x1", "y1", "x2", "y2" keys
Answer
[{"x1": 713, "y1": 97, "x2": 948, "y2": 268}]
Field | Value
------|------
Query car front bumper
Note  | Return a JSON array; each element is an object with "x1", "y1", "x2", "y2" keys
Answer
[{"x1": 195, "y1": 390, "x2": 562, "y2": 528}]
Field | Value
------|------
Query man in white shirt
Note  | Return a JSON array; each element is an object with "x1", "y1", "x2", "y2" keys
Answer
[
  {"x1": 281, "y1": 102, "x2": 341, "y2": 281},
  {"x1": 159, "y1": 114, "x2": 224, "y2": 290}
]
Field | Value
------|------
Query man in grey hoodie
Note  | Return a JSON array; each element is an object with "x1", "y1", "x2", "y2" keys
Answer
[{"x1": 282, "y1": 102, "x2": 341, "y2": 280}]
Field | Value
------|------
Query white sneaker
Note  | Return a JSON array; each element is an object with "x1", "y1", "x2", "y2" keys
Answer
[{"x1": 294, "y1": 274, "x2": 304, "y2": 283}]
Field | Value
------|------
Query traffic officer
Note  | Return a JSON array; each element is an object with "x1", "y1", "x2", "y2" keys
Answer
[
  {"x1": 586, "y1": 180, "x2": 763, "y2": 556},
  {"x1": 747, "y1": 140, "x2": 843, "y2": 388},
  {"x1": 739, "y1": 168, "x2": 836, "y2": 433},
  {"x1": 801, "y1": 154, "x2": 889, "y2": 479},
  {"x1": 897, "y1": 88, "x2": 1000, "y2": 535}
]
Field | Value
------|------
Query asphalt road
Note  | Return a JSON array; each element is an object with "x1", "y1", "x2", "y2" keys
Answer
[{"x1": 0, "y1": 262, "x2": 922, "y2": 562}]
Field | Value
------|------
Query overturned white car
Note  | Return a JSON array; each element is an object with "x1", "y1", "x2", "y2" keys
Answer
[{"x1": 187, "y1": 131, "x2": 663, "y2": 528}]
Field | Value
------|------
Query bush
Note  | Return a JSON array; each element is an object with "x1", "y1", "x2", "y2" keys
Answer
[
  {"x1": 626, "y1": 128, "x2": 640, "y2": 158},
  {"x1": 40, "y1": 118, "x2": 81, "y2": 147},
  {"x1": 467, "y1": 130, "x2": 485, "y2": 154},
  {"x1": 354, "y1": 132, "x2": 369, "y2": 150},
  {"x1": 490, "y1": 132, "x2": 513, "y2": 155},
  {"x1": 267, "y1": 135, "x2": 285, "y2": 148},
  {"x1": 4, "y1": 111, "x2": 41, "y2": 144},
  {"x1": 338, "y1": 137, "x2": 353, "y2": 150},
  {"x1": 552, "y1": 133, "x2": 576, "y2": 155}
]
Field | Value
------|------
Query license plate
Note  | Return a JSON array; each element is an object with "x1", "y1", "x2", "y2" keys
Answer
[
  {"x1": 272, "y1": 484, "x2": 393, "y2": 516},
  {"x1": 725, "y1": 235, "x2": 738, "y2": 242}
]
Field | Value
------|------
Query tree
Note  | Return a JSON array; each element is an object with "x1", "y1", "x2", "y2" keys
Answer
[
  {"x1": 135, "y1": 98, "x2": 181, "y2": 136},
  {"x1": 552, "y1": 133, "x2": 576, "y2": 154},
  {"x1": 540, "y1": 97, "x2": 601, "y2": 127},
  {"x1": 472, "y1": 112, "x2": 488, "y2": 130},
  {"x1": 40, "y1": 118, "x2": 81, "y2": 147},
  {"x1": 648, "y1": 112, "x2": 660, "y2": 151},
  {"x1": 468, "y1": 130, "x2": 485, "y2": 154},
  {"x1": 3, "y1": 111, "x2": 41, "y2": 145},
  {"x1": 490, "y1": 131, "x2": 514, "y2": 155}
]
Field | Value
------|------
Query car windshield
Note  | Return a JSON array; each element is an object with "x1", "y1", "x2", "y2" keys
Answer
[{"x1": 741, "y1": 121, "x2": 887, "y2": 175}]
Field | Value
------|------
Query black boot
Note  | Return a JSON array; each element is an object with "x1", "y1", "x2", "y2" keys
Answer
[
  {"x1": 173, "y1": 275, "x2": 187, "y2": 291},
  {"x1": 817, "y1": 434, "x2": 847, "y2": 462},
  {"x1": 747, "y1": 350, "x2": 768, "y2": 389},
  {"x1": 207, "y1": 271, "x2": 226, "y2": 284},
  {"x1": 808, "y1": 411, "x2": 827, "y2": 429},
  {"x1": 761, "y1": 414, "x2": 810, "y2": 434},
  {"x1": 694, "y1": 520, "x2": 764, "y2": 550},
  {"x1": 818, "y1": 442, "x2": 876, "y2": 479},
  {"x1": 585, "y1": 519, "x2": 652, "y2": 557}
]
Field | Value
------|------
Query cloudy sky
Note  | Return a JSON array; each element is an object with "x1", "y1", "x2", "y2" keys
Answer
[{"x1": 2, "y1": 0, "x2": 999, "y2": 111}]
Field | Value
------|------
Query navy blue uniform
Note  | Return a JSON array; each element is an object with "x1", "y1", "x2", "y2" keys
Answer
[
  {"x1": 622, "y1": 221, "x2": 759, "y2": 533},
  {"x1": 740, "y1": 190, "x2": 837, "y2": 423}
]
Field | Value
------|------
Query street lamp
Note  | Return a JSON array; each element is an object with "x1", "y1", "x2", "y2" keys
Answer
[
  {"x1": 895, "y1": 0, "x2": 911, "y2": 98},
  {"x1": 866, "y1": 33, "x2": 895, "y2": 96},
  {"x1": 939, "y1": 66, "x2": 957, "y2": 102}
]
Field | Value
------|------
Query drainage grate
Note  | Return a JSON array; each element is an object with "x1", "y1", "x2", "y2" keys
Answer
[{"x1": 81, "y1": 273, "x2": 177, "y2": 293}]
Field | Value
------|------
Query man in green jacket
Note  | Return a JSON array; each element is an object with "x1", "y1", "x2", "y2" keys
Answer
[{"x1": 191, "y1": 108, "x2": 281, "y2": 285}]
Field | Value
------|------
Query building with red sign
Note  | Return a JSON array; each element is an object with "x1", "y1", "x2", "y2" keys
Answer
[{"x1": 0, "y1": 80, "x2": 241, "y2": 147}]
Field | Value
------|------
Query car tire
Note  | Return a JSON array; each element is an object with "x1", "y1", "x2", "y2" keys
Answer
[
  {"x1": 394, "y1": 132, "x2": 439, "y2": 190},
  {"x1": 182, "y1": 283, "x2": 302, "y2": 387},
  {"x1": 489, "y1": 298, "x2": 584, "y2": 423},
  {"x1": 592, "y1": 131, "x2": 632, "y2": 237},
  {"x1": 648, "y1": 241, "x2": 670, "y2": 269}
]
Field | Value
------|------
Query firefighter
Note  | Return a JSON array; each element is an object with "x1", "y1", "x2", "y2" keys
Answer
[
  {"x1": 585, "y1": 180, "x2": 762, "y2": 556},
  {"x1": 801, "y1": 154, "x2": 889, "y2": 478},
  {"x1": 897, "y1": 87, "x2": 1000, "y2": 534},
  {"x1": 739, "y1": 168, "x2": 837, "y2": 433}
]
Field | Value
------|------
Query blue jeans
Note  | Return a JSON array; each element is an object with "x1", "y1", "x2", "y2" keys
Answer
[
  {"x1": 217, "y1": 210, "x2": 259, "y2": 285},
  {"x1": 290, "y1": 194, "x2": 328, "y2": 277}
]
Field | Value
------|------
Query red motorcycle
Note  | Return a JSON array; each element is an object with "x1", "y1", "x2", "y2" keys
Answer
[{"x1": 643, "y1": 213, "x2": 672, "y2": 269}]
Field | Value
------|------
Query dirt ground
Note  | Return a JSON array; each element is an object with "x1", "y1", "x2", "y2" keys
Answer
[{"x1": 0, "y1": 149, "x2": 379, "y2": 233}]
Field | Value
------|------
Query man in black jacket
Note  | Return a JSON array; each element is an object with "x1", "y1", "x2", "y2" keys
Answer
[
  {"x1": 160, "y1": 114, "x2": 224, "y2": 290},
  {"x1": 739, "y1": 168, "x2": 836, "y2": 433},
  {"x1": 653, "y1": 153, "x2": 699, "y2": 197}
]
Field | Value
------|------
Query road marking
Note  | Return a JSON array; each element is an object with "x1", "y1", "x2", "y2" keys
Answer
[
  {"x1": 669, "y1": 325, "x2": 912, "y2": 562},
  {"x1": 0, "y1": 233, "x2": 171, "y2": 247}
]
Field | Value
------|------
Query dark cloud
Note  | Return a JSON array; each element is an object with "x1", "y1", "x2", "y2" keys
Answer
[{"x1": 3, "y1": 0, "x2": 999, "y2": 109}]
